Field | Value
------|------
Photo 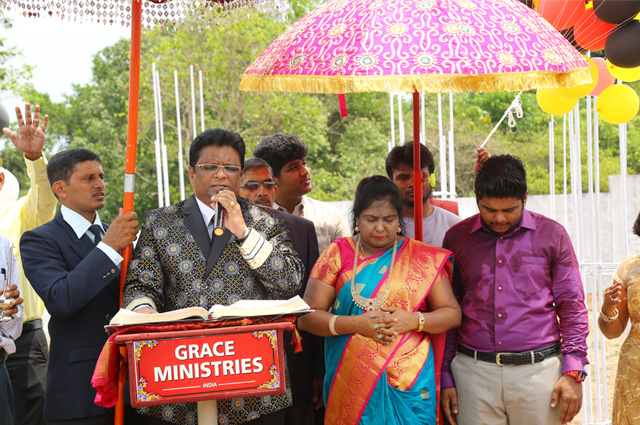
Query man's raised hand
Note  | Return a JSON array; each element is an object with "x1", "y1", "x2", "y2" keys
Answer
[{"x1": 2, "y1": 103, "x2": 49, "y2": 161}]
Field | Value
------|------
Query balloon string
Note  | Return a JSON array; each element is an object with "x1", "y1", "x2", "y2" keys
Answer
[{"x1": 479, "y1": 91, "x2": 523, "y2": 149}]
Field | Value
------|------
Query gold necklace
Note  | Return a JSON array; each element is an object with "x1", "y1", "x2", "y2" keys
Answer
[{"x1": 350, "y1": 236, "x2": 397, "y2": 312}]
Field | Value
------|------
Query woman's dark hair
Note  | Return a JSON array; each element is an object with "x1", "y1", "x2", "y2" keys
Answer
[
  {"x1": 385, "y1": 141, "x2": 435, "y2": 178},
  {"x1": 253, "y1": 133, "x2": 308, "y2": 178},
  {"x1": 475, "y1": 154, "x2": 527, "y2": 201},
  {"x1": 633, "y1": 210, "x2": 640, "y2": 237},
  {"x1": 47, "y1": 148, "x2": 101, "y2": 187},
  {"x1": 351, "y1": 175, "x2": 405, "y2": 235},
  {"x1": 190, "y1": 128, "x2": 246, "y2": 168}
]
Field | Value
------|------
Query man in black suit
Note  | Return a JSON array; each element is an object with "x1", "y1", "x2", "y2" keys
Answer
[
  {"x1": 20, "y1": 148, "x2": 139, "y2": 425},
  {"x1": 240, "y1": 157, "x2": 323, "y2": 425}
]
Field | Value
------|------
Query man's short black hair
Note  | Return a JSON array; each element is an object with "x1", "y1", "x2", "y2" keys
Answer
[
  {"x1": 633, "y1": 210, "x2": 640, "y2": 237},
  {"x1": 190, "y1": 128, "x2": 246, "y2": 168},
  {"x1": 253, "y1": 133, "x2": 308, "y2": 178},
  {"x1": 243, "y1": 158, "x2": 273, "y2": 176},
  {"x1": 47, "y1": 148, "x2": 101, "y2": 187},
  {"x1": 475, "y1": 154, "x2": 527, "y2": 201},
  {"x1": 385, "y1": 141, "x2": 435, "y2": 178}
]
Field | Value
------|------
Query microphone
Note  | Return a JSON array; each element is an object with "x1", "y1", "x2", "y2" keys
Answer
[{"x1": 212, "y1": 192, "x2": 226, "y2": 237}]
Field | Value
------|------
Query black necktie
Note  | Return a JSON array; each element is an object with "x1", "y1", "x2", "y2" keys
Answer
[{"x1": 89, "y1": 224, "x2": 102, "y2": 245}]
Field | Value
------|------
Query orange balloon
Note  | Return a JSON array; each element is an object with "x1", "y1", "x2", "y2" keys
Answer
[
  {"x1": 539, "y1": 0, "x2": 585, "y2": 30},
  {"x1": 574, "y1": 7, "x2": 618, "y2": 50}
]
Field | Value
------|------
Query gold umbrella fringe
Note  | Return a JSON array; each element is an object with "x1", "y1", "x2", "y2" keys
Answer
[{"x1": 240, "y1": 67, "x2": 592, "y2": 94}]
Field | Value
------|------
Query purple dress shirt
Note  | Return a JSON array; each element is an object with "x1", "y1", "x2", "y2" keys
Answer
[{"x1": 441, "y1": 209, "x2": 589, "y2": 389}]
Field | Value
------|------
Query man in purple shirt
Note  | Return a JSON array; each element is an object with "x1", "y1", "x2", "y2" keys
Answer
[{"x1": 441, "y1": 155, "x2": 588, "y2": 425}]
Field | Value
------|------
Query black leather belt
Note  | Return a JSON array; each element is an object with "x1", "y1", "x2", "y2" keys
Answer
[
  {"x1": 22, "y1": 319, "x2": 43, "y2": 333},
  {"x1": 0, "y1": 348, "x2": 7, "y2": 363},
  {"x1": 457, "y1": 342, "x2": 561, "y2": 366}
]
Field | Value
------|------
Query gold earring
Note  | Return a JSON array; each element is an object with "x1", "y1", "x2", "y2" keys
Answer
[
  {"x1": 397, "y1": 226, "x2": 402, "y2": 234},
  {"x1": 355, "y1": 224, "x2": 360, "y2": 233}
]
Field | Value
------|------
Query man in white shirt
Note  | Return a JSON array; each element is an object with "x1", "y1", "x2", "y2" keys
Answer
[
  {"x1": 254, "y1": 133, "x2": 350, "y2": 254},
  {"x1": 386, "y1": 142, "x2": 461, "y2": 248}
]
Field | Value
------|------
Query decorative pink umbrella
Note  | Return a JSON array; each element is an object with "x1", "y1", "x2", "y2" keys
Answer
[{"x1": 240, "y1": 0, "x2": 591, "y2": 240}]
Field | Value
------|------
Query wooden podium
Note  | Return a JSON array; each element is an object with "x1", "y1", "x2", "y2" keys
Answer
[{"x1": 113, "y1": 321, "x2": 293, "y2": 424}]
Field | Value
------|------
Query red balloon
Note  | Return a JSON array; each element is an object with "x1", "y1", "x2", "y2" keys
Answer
[
  {"x1": 574, "y1": 7, "x2": 618, "y2": 50},
  {"x1": 539, "y1": 0, "x2": 585, "y2": 30}
]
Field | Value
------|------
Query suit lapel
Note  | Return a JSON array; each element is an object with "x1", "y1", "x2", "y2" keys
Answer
[
  {"x1": 184, "y1": 195, "x2": 212, "y2": 258},
  {"x1": 55, "y1": 213, "x2": 95, "y2": 260},
  {"x1": 205, "y1": 229, "x2": 232, "y2": 276}
]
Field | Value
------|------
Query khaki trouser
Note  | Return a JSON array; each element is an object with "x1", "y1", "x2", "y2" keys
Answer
[{"x1": 451, "y1": 352, "x2": 563, "y2": 425}]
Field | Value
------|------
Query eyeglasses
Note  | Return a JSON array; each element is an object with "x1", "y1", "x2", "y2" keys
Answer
[
  {"x1": 241, "y1": 180, "x2": 277, "y2": 191},
  {"x1": 194, "y1": 163, "x2": 242, "y2": 175}
]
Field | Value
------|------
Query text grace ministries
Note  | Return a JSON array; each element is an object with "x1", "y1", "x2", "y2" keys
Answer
[{"x1": 153, "y1": 341, "x2": 265, "y2": 384}]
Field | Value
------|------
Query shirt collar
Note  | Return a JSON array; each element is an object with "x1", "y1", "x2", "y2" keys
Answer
[
  {"x1": 470, "y1": 208, "x2": 536, "y2": 236},
  {"x1": 195, "y1": 197, "x2": 216, "y2": 226},
  {"x1": 60, "y1": 205, "x2": 103, "y2": 239},
  {"x1": 274, "y1": 195, "x2": 306, "y2": 215}
]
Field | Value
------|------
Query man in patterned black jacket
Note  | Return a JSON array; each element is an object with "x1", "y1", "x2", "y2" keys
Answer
[{"x1": 123, "y1": 128, "x2": 304, "y2": 425}]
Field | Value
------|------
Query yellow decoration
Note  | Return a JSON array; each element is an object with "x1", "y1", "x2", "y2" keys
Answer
[
  {"x1": 596, "y1": 84, "x2": 640, "y2": 124},
  {"x1": 554, "y1": 57, "x2": 597, "y2": 98},
  {"x1": 607, "y1": 60, "x2": 640, "y2": 83},
  {"x1": 536, "y1": 89, "x2": 578, "y2": 115}
]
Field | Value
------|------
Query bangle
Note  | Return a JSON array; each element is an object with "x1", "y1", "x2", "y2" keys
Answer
[
  {"x1": 599, "y1": 308, "x2": 619, "y2": 323},
  {"x1": 329, "y1": 314, "x2": 339, "y2": 336},
  {"x1": 416, "y1": 312, "x2": 425, "y2": 332}
]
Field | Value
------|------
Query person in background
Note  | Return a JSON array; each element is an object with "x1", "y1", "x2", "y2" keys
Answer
[
  {"x1": 441, "y1": 155, "x2": 588, "y2": 425},
  {"x1": 240, "y1": 157, "x2": 323, "y2": 424},
  {"x1": 1, "y1": 103, "x2": 57, "y2": 425},
  {"x1": 123, "y1": 128, "x2": 303, "y2": 425},
  {"x1": 599, "y1": 209, "x2": 640, "y2": 425},
  {"x1": 299, "y1": 175, "x2": 461, "y2": 425},
  {"x1": 0, "y1": 233, "x2": 24, "y2": 425},
  {"x1": 21, "y1": 148, "x2": 139, "y2": 425},
  {"x1": 254, "y1": 133, "x2": 350, "y2": 254},
  {"x1": 385, "y1": 142, "x2": 460, "y2": 248}
]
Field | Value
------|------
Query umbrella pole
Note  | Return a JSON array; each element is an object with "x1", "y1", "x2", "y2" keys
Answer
[
  {"x1": 413, "y1": 91, "x2": 423, "y2": 242},
  {"x1": 115, "y1": 1, "x2": 142, "y2": 424}
]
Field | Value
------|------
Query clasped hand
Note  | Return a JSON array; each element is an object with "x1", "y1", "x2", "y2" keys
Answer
[{"x1": 360, "y1": 307, "x2": 418, "y2": 344}]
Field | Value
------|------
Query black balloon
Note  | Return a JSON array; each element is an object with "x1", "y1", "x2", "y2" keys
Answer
[
  {"x1": 594, "y1": 0, "x2": 640, "y2": 24},
  {"x1": 560, "y1": 27, "x2": 588, "y2": 55},
  {"x1": 605, "y1": 21, "x2": 640, "y2": 68},
  {"x1": 0, "y1": 103, "x2": 9, "y2": 131}
]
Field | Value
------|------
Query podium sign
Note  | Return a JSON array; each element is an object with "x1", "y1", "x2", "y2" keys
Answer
[{"x1": 115, "y1": 322, "x2": 292, "y2": 407}]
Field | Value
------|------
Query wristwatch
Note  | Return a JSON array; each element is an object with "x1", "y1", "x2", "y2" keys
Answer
[{"x1": 564, "y1": 370, "x2": 587, "y2": 383}]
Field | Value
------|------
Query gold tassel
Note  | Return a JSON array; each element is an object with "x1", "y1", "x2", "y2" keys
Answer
[
  {"x1": 291, "y1": 325, "x2": 303, "y2": 353},
  {"x1": 240, "y1": 67, "x2": 592, "y2": 94}
]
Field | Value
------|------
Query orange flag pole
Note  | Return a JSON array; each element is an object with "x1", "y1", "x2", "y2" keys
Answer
[
  {"x1": 412, "y1": 91, "x2": 423, "y2": 242},
  {"x1": 115, "y1": 1, "x2": 142, "y2": 424}
]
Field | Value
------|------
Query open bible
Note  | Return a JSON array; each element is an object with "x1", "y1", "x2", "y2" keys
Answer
[{"x1": 109, "y1": 295, "x2": 311, "y2": 326}]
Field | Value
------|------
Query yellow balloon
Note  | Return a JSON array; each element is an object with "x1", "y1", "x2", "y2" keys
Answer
[
  {"x1": 537, "y1": 89, "x2": 578, "y2": 115},
  {"x1": 596, "y1": 84, "x2": 640, "y2": 124},
  {"x1": 554, "y1": 57, "x2": 598, "y2": 98},
  {"x1": 606, "y1": 60, "x2": 640, "y2": 83}
]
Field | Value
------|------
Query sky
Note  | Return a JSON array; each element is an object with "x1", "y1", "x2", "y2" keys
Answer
[{"x1": 2, "y1": 13, "x2": 130, "y2": 113}]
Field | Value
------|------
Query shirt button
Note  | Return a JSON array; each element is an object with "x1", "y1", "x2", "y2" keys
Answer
[
  {"x1": 500, "y1": 236, "x2": 504, "y2": 240},
  {"x1": 498, "y1": 259, "x2": 503, "y2": 264},
  {"x1": 498, "y1": 340, "x2": 503, "y2": 345},
  {"x1": 498, "y1": 313, "x2": 503, "y2": 318},
  {"x1": 498, "y1": 286, "x2": 503, "y2": 291}
]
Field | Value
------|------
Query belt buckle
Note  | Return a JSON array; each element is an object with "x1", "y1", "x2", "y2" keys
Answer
[{"x1": 495, "y1": 352, "x2": 511, "y2": 366}]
